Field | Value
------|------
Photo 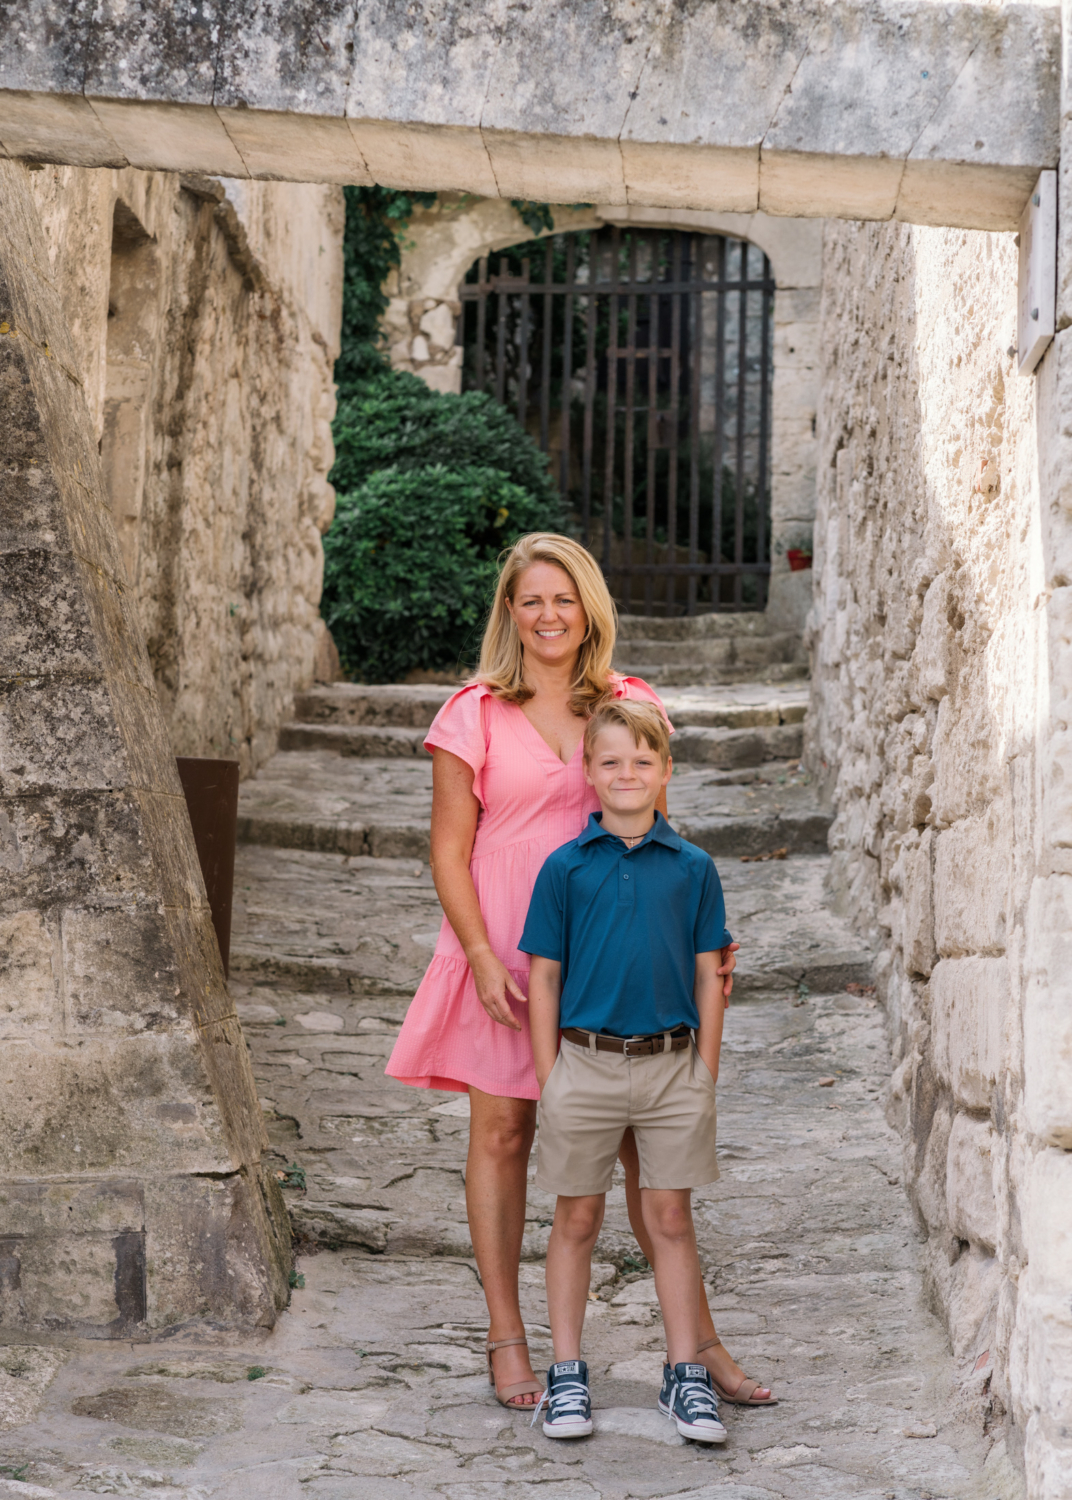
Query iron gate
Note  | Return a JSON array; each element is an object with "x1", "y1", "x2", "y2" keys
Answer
[{"x1": 458, "y1": 227, "x2": 775, "y2": 615}]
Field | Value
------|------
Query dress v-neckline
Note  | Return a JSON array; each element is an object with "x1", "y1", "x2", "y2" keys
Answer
[{"x1": 512, "y1": 703, "x2": 585, "y2": 769}]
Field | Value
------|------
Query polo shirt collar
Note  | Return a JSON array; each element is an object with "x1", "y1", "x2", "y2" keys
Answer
[{"x1": 578, "y1": 810, "x2": 682, "y2": 851}]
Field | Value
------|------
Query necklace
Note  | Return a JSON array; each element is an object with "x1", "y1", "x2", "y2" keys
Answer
[{"x1": 620, "y1": 831, "x2": 646, "y2": 848}]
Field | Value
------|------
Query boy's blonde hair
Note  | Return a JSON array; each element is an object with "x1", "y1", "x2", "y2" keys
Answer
[
  {"x1": 583, "y1": 699, "x2": 670, "y2": 766},
  {"x1": 476, "y1": 533, "x2": 618, "y2": 716}
]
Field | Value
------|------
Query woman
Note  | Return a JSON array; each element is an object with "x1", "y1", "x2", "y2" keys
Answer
[{"x1": 386, "y1": 534, "x2": 772, "y2": 1408}]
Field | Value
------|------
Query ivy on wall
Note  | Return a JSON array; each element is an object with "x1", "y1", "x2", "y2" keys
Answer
[{"x1": 323, "y1": 188, "x2": 564, "y2": 683}]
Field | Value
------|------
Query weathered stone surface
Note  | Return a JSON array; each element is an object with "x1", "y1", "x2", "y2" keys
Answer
[
  {"x1": 946, "y1": 1114, "x2": 998, "y2": 1252},
  {"x1": 931, "y1": 957, "x2": 1006, "y2": 1111},
  {"x1": 0, "y1": 158, "x2": 290, "y2": 1331},
  {"x1": 0, "y1": 822, "x2": 1012, "y2": 1498},
  {"x1": 20, "y1": 161, "x2": 344, "y2": 778},
  {"x1": 809, "y1": 204, "x2": 1072, "y2": 1484},
  {"x1": 0, "y1": 0, "x2": 1059, "y2": 230}
]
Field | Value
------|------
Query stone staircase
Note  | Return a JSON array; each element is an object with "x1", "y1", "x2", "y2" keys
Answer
[
  {"x1": 614, "y1": 610, "x2": 808, "y2": 686},
  {"x1": 236, "y1": 618, "x2": 828, "y2": 866}
]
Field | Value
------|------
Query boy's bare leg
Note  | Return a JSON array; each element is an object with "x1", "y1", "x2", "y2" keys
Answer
[
  {"x1": 546, "y1": 1194, "x2": 606, "y2": 1361},
  {"x1": 640, "y1": 1187, "x2": 701, "y2": 1367},
  {"x1": 618, "y1": 1130, "x2": 771, "y2": 1399},
  {"x1": 466, "y1": 1088, "x2": 540, "y2": 1403}
]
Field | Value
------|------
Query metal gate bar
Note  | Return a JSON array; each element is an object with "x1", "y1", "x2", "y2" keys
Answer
[{"x1": 459, "y1": 227, "x2": 775, "y2": 615}]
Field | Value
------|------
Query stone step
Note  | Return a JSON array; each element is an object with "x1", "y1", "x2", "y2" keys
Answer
[
  {"x1": 616, "y1": 611, "x2": 786, "y2": 641},
  {"x1": 236, "y1": 754, "x2": 830, "y2": 863},
  {"x1": 276, "y1": 717, "x2": 803, "y2": 767},
  {"x1": 229, "y1": 846, "x2": 867, "y2": 998},
  {"x1": 293, "y1": 680, "x2": 809, "y2": 732},
  {"x1": 278, "y1": 722, "x2": 431, "y2": 757},
  {"x1": 614, "y1": 630, "x2": 802, "y2": 671},
  {"x1": 615, "y1": 660, "x2": 809, "y2": 687},
  {"x1": 292, "y1": 683, "x2": 454, "y2": 729}
]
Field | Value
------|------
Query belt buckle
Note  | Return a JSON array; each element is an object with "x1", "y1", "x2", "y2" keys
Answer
[{"x1": 622, "y1": 1036, "x2": 646, "y2": 1058}]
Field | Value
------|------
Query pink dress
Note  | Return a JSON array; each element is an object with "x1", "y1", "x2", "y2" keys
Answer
[{"x1": 385, "y1": 675, "x2": 672, "y2": 1100}]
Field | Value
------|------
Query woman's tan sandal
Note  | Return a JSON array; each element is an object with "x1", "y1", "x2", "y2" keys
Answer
[
  {"x1": 698, "y1": 1336, "x2": 779, "y2": 1406},
  {"x1": 486, "y1": 1334, "x2": 544, "y2": 1409}
]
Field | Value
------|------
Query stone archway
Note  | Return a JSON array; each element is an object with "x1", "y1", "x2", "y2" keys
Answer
[{"x1": 388, "y1": 197, "x2": 821, "y2": 632}]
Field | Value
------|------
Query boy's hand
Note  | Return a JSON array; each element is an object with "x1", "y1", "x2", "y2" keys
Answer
[{"x1": 718, "y1": 941, "x2": 739, "y2": 1003}]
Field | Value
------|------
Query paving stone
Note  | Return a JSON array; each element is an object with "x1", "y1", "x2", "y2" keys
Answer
[
  {"x1": 0, "y1": 798, "x2": 1012, "y2": 1499},
  {"x1": 237, "y1": 754, "x2": 831, "y2": 862}
]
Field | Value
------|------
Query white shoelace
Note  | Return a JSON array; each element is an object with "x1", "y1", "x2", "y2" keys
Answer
[
  {"x1": 531, "y1": 1376, "x2": 590, "y2": 1427},
  {"x1": 668, "y1": 1374, "x2": 721, "y2": 1425}
]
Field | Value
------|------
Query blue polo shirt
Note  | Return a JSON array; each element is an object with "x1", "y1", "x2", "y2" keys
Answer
[{"x1": 519, "y1": 811, "x2": 731, "y2": 1037}]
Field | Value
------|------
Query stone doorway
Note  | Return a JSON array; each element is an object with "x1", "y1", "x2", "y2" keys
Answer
[{"x1": 459, "y1": 226, "x2": 776, "y2": 615}]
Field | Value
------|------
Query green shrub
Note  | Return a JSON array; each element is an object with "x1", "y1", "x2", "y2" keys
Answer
[
  {"x1": 323, "y1": 465, "x2": 556, "y2": 682},
  {"x1": 323, "y1": 187, "x2": 566, "y2": 681},
  {"x1": 330, "y1": 367, "x2": 560, "y2": 508}
]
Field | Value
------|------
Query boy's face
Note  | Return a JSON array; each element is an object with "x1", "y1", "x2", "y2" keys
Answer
[{"x1": 584, "y1": 724, "x2": 672, "y2": 814}]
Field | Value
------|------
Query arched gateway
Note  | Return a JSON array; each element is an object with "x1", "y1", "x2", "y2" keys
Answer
[{"x1": 460, "y1": 228, "x2": 775, "y2": 616}]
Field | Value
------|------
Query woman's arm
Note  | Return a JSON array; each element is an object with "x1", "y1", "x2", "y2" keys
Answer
[
  {"x1": 528, "y1": 956, "x2": 562, "y2": 1092},
  {"x1": 430, "y1": 748, "x2": 526, "y2": 1030},
  {"x1": 694, "y1": 949, "x2": 726, "y2": 1084}
]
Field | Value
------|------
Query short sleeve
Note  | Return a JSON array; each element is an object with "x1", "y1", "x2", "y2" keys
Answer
[
  {"x1": 694, "y1": 856, "x2": 732, "y2": 953},
  {"x1": 613, "y1": 674, "x2": 674, "y2": 735},
  {"x1": 424, "y1": 682, "x2": 491, "y2": 806},
  {"x1": 519, "y1": 854, "x2": 566, "y2": 961}
]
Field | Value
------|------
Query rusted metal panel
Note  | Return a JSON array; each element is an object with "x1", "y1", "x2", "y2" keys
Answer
[{"x1": 176, "y1": 757, "x2": 239, "y2": 979}]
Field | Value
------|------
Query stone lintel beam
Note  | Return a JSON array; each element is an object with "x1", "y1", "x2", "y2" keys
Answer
[
  {"x1": 0, "y1": 158, "x2": 291, "y2": 1335},
  {"x1": 0, "y1": 0, "x2": 1060, "y2": 232}
]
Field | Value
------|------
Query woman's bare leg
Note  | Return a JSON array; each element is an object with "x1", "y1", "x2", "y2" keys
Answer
[
  {"x1": 466, "y1": 1087, "x2": 540, "y2": 1405},
  {"x1": 618, "y1": 1127, "x2": 771, "y2": 1400}
]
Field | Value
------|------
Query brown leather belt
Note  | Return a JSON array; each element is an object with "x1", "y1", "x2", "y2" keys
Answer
[{"x1": 561, "y1": 1026, "x2": 691, "y2": 1058}]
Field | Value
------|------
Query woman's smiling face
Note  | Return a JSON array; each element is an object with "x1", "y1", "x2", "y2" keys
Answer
[{"x1": 506, "y1": 562, "x2": 588, "y2": 668}]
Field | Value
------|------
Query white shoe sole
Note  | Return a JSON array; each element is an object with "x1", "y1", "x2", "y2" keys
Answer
[
  {"x1": 673, "y1": 1416, "x2": 727, "y2": 1444},
  {"x1": 542, "y1": 1419, "x2": 593, "y2": 1439}
]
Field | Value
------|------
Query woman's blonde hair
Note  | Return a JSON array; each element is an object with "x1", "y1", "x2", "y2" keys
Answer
[{"x1": 476, "y1": 533, "x2": 617, "y2": 715}]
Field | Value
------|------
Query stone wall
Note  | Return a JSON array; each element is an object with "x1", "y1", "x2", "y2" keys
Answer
[
  {"x1": 388, "y1": 194, "x2": 821, "y2": 635},
  {"x1": 809, "y1": 219, "x2": 1072, "y2": 1492},
  {"x1": 25, "y1": 163, "x2": 344, "y2": 776},
  {"x1": 0, "y1": 158, "x2": 292, "y2": 1334}
]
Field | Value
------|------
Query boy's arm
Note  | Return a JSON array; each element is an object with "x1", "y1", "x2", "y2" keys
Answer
[
  {"x1": 528, "y1": 956, "x2": 562, "y2": 1093},
  {"x1": 694, "y1": 949, "x2": 725, "y2": 1085}
]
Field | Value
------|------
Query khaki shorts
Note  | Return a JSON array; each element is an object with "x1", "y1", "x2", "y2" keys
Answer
[{"x1": 536, "y1": 1034, "x2": 720, "y2": 1196}]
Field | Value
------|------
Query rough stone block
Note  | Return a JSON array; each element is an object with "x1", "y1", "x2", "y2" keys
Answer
[
  {"x1": 0, "y1": 90, "x2": 126, "y2": 169},
  {"x1": 0, "y1": 1179, "x2": 146, "y2": 1332},
  {"x1": 102, "y1": 98, "x2": 250, "y2": 179},
  {"x1": 143, "y1": 1169, "x2": 290, "y2": 1330},
  {"x1": 946, "y1": 1113, "x2": 998, "y2": 1251},
  {"x1": 0, "y1": 790, "x2": 157, "y2": 913},
  {"x1": 0, "y1": 678, "x2": 127, "y2": 796},
  {"x1": 0, "y1": 549, "x2": 104, "y2": 678},
  {"x1": 621, "y1": 142, "x2": 758, "y2": 214},
  {"x1": 931, "y1": 956, "x2": 1006, "y2": 1110},
  {"x1": 349, "y1": 119, "x2": 497, "y2": 196},
  {"x1": 0, "y1": 1034, "x2": 234, "y2": 1178},
  {"x1": 60, "y1": 906, "x2": 185, "y2": 1035},
  {"x1": 901, "y1": 829, "x2": 936, "y2": 978},
  {"x1": 216, "y1": 108, "x2": 369, "y2": 184},
  {"x1": 0, "y1": 910, "x2": 57, "y2": 1037},
  {"x1": 934, "y1": 815, "x2": 1008, "y2": 957},
  {"x1": 1023, "y1": 874, "x2": 1072, "y2": 1147}
]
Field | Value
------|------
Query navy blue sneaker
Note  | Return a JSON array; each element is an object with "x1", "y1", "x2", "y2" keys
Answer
[
  {"x1": 532, "y1": 1359, "x2": 593, "y2": 1438},
  {"x1": 659, "y1": 1362, "x2": 727, "y2": 1443}
]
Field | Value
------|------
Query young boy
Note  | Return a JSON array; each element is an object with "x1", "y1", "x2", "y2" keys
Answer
[{"x1": 521, "y1": 699, "x2": 730, "y2": 1444}]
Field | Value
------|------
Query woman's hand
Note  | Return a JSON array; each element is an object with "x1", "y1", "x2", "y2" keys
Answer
[
  {"x1": 719, "y1": 941, "x2": 740, "y2": 1003},
  {"x1": 470, "y1": 947, "x2": 527, "y2": 1031}
]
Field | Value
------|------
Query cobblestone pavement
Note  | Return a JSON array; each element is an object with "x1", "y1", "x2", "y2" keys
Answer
[{"x1": 0, "y1": 777, "x2": 1021, "y2": 1500}]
